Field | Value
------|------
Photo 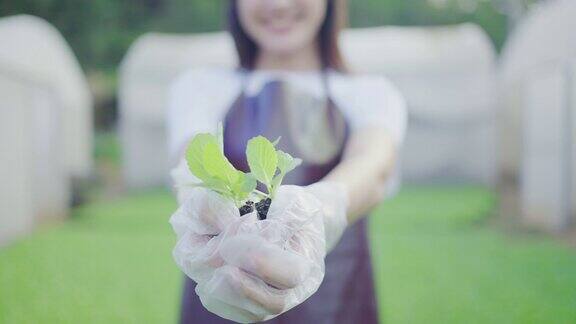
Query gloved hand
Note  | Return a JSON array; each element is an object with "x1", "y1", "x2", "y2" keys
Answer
[
  {"x1": 170, "y1": 159, "x2": 349, "y2": 322},
  {"x1": 169, "y1": 185, "x2": 244, "y2": 284},
  {"x1": 196, "y1": 184, "x2": 341, "y2": 322}
]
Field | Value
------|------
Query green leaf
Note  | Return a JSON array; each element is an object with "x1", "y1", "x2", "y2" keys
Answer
[
  {"x1": 277, "y1": 150, "x2": 302, "y2": 173},
  {"x1": 269, "y1": 150, "x2": 302, "y2": 198},
  {"x1": 246, "y1": 136, "x2": 278, "y2": 187},
  {"x1": 231, "y1": 171, "x2": 257, "y2": 201},
  {"x1": 203, "y1": 141, "x2": 239, "y2": 185},
  {"x1": 271, "y1": 173, "x2": 283, "y2": 192},
  {"x1": 185, "y1": 129, "x2": 301, "y2": 206},
  {"x1": 185, "y1": 133, "x2": 219, "y2": 182},
  {"x1": 240, "y1": 172, "x2": 257, "y2": 194},
  {"x1": 202, "y1": 177, "x2": 232, "y2": 197}
]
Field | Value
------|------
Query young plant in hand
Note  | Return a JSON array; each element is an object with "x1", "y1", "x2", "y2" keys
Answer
[{"x1": 185, "y1": 126, "x2": 301, "y2": 219}]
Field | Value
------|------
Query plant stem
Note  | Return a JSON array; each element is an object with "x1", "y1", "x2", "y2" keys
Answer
[{"x1": 253, "y1": 189, "x2": 269, "y2": 199}]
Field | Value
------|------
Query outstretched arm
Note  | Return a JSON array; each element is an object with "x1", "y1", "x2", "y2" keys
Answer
[{"x1": 323, "y1": 126, "x2": 397, "y2": 223}]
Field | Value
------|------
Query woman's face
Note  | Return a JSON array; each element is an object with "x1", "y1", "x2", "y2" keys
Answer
[{"x1": 237, "y1": 0, "x2": 327, "y2": 56}]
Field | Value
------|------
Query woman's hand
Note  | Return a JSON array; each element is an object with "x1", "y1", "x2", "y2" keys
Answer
[
  {"x1": 192, "y1": 184, "x2": 348, "y2": 322},
  {"x1": 169, "y1": 158, "x2": 350, "y2": 322},
  {"x1": 170, "y1": 186, "x2": 246, "y2": 284},
  {"x1": 192, "y1": 185, "x2": 325, "y2": 322}
]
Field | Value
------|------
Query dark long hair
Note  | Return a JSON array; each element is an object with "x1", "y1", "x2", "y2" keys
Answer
[{"x1": 227, "y1": 0, "x2": 347, "y2": 71}]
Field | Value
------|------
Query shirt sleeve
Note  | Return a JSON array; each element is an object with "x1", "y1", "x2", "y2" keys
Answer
[
  {"x1": 165, "y1": 68, "x2": 240, "y2": 166},
  {"x1": 344, "y1": 75, "x2": 408, "y2": 146}
]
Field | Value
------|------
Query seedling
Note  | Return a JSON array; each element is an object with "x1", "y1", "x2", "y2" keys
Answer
[{"x1": 185, "y1": 125, "x2": 301, "y2": 219}]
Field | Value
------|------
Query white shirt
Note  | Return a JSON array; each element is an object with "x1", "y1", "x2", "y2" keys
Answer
[{"x1": 166, "y1": 67, "x2": 407, "y2": 196}]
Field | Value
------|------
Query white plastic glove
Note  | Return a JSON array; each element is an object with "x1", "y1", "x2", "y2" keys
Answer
[
  {"x1": 197, "y1": 184, "x2": 342, "y2": 322},
  {"x1": 169, "y1": 159, "x2": 349, "y2": 322},
  {"x1": 169, "y1": 185, "x2": 241, "y2": 284},
  {"x1": 304, "y1": 181, "x2": 349, "y2": 252}
]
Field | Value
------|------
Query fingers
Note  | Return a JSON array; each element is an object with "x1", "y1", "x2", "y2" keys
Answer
[
  {"x1": 174, "y1": 187, "x2": 240, "y2": 235},
  {"x1": 172, "y1": 211, "x2": 263, "y2": 285},
  {"x1": 234, "y1": 269, "x2": 288, "y2": 315},
  {"x1": 199, "y1": 265, "x2": 290, "y2": 318},
  {"x1": 172, "y1": 231, "x2": 224, "y2": 283},
  {"x1": 198, "y1": 292, "x2": 262, "y2": 323},
  {"x1": 219, "y1": 234, "x2": 312, "y2": 290},
  {"x1": 168, "y1": 202, "x2": 195, "y2": 239}
]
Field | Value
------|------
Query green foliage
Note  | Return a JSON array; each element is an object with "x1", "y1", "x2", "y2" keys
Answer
[
  {"x1": 348, "y1": 0, "x2": 508, "y2": 49},
  {"x1": 0, "y1": 0, "x2": 224, "y2": 71},
  {"x1": 185, "y1": 129, "x2": 256, "y2": 205},
  {"x1": 271, "y1": 150, "x2": 302, "y2": 198},
  {"x1": 246, "y1": 136, "x2": 278, "y2": 187},
  {"x1": 186, "y1": 129, "x2": 300, "y2": 204},
  {"x1": 246, "y1": 136, "x2": 301, "y2": 198},
  {"x1": 186, "y1": 133, "x2": 219, "y2": 182},
  {"x1": 1, "y1": 0, "x2": 511, "y2": 73}
]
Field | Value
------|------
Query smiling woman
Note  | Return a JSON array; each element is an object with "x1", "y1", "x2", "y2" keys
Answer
[
  {"x1": 167, "y1": 0, "x2": 407, "y2": 323},
  {"x1": 229, "y1": 0, "x2": 344, "y2": 70}
]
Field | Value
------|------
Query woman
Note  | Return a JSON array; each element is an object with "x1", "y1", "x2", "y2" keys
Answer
[{"x1": 167, "y1": 0, "x2": 406, "y2": 322}]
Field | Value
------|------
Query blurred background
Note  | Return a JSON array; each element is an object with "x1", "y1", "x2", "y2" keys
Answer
[{"x1": 1, "y1": 0, "x2": 575, "y2": 323}]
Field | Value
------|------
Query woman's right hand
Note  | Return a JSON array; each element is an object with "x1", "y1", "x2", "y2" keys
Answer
[
  {"x1": 170, "y1": 183, "x2": 305, "y2": 323},
  {"x1": 193, "y1": 185, "x2": 327, "y2": 323},
  {"x1": 169, "y1": 159, "x2": 329, "y2": 322},
  {"x1": 170, "y1": 186, "x2": 246, "y2": 283}
]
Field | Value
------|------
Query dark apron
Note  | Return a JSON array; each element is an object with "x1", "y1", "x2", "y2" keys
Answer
[{"x1": 179, "y1": 70, "x2": 379, "y2": 324}]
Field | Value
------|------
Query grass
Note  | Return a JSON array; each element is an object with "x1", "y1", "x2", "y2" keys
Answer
[
  {"x1": 0, "y1": 191, "x2": 180, "y2": 323},
  {"x1": 1, "y1": 186, "x2": 575, "y2": 323},
  {"x1": 370, "y1": 186, "x2": 576, "y2": 324},
  {"x1": 94, "y1": 131, "x2": 121, "y2": 167}
]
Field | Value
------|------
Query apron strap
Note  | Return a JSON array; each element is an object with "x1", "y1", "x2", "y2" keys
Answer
[{"x1": 237, "y1": 67, "x2": 332, "y2": 101}]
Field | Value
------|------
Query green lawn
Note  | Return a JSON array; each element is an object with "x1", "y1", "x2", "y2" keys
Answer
[
  {"x1": 1, "y1": 186, "x2": 575, "y2": 323},
  {"x1": 370, "y1": 187, "x2": 576, "y2": 324}
]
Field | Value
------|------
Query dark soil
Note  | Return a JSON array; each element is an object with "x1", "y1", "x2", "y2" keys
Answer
[
  {"x1": 239, "y1": 200, "x2": 254, "y2": 216},
  {"x1": 238, "y1": 198, "x2": 271, "y2": 220},
  {"x1": 255, "y1": 198, "x2": 272, "y2": 220}
]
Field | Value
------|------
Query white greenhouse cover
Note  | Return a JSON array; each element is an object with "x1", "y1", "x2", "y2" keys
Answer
[
  {"x1": 120, "y1": 23, "x2": 497, "y2": 188},
  {"x1": 0, "y1": 15, "x2": 93, "y2": 178},
  {"x1": 499, "y1": 0, "x2": 576, "y2": 231},
  {"x1": 500, "y1": 0, "x2": 576, "y2": 84},
  {"x1": 0, "y1": 15, "x2": 91, "y2": 245}
]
